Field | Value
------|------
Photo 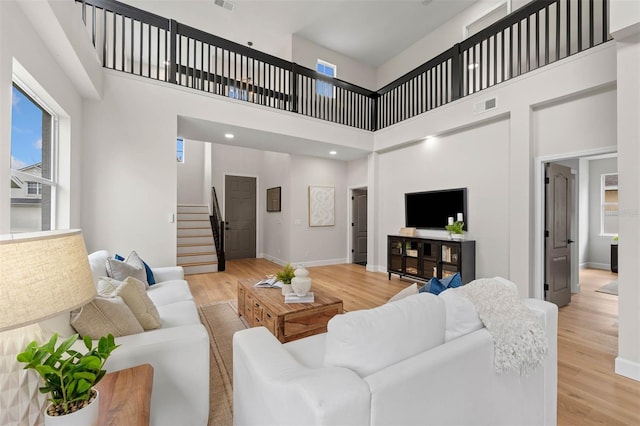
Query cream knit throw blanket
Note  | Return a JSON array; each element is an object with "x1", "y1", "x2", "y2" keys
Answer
[{"x1": 455, "y1": 277, "x2": 548, "y2": 375}]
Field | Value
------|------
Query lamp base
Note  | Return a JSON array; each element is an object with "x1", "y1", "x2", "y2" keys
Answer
[{"x1": 0, "y1": 324, "x2": 47, "y2": 426}]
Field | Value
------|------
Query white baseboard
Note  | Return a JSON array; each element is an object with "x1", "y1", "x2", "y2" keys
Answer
[
  {"x1": 615, "y1": 357, "x2": 640, "y2": 381},
  {"x1": 587, "y1": 262, "x2": 611, "y2": 270}
]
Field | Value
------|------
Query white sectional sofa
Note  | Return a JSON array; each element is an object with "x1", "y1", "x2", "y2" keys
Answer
[
  {"x1": 233, "y1": 289, "x2": 558, "y2": 426},
  {"x1": 40, "y1": 250, "x2": 210, "y2": 426}
]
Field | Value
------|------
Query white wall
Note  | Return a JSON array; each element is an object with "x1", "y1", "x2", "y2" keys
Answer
[
  {"x1": 346, "y1": 157, "x2": 368, "y2": 188},
  {"x1": 177, "y1": 139, "x2": 206, "y2": 205},
  {"x1": 292, "y1": 35, "x2": 376, "y2": 91},
  {"x1": 378, "y1": 118, "x2": 510, "y2": 281},
  {"x1": 262, "y1": 151, "x2": 291, "y2": 264},
  {"x1": 376, "y1": 0, "x2": 526, "y2": 88},
  {"x1": 289, "y1": 155, "x2": 348, "y2": 266},
  {"x1": 587, "y1": 157, "x2": 618, "y2": 268}
]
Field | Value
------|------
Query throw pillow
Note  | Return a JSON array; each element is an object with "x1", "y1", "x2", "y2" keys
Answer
[
  {"x1": 97, "y1": 276, "x2": 122, "y2": 297},
  {"x1": 106, "y1": 255, "x2": 148, "y2": 285},
  {"x1": 70, "y1": 296, "x2": 144, "y2": 339},
  {"x1": 386, "y1": 283, "x2": 418, "y2": 303},
  {"x1": 116, "y1": 251, "x2": 156, "y2": 285},
  {"x1": 419, "y1": 272, "x2": 462, "y2": 295},
  {"x1": 115, "y1": 276, "x2": 161, "y2": 330},
  {"x1": 439, "y1": 288, "x2": 483, "y2": 341}
]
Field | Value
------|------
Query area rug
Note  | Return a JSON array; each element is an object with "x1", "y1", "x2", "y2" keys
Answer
[
  {"x1": 198, "y1": 301, "x2": 248, "y2": 426},
  {"x1": 596, "y1": 280, "x2": 618, "y2": 295}
]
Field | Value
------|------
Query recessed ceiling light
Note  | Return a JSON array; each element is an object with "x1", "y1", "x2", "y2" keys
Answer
[
  {"x1": 224, "y1": 133, "x2": 234, "y2": 139},
  {"x1": 329, "y1": 150, "x2": 337, "y2": 155}
]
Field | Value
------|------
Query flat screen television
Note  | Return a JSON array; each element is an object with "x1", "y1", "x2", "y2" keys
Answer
[{"x1": 405, "y1": 188, "x2": 468, "y2": 230}]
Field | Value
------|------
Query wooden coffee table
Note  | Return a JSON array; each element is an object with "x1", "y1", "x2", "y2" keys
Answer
[{"x1": 237, "y1": 278, "x2": 343, "y2": 343}]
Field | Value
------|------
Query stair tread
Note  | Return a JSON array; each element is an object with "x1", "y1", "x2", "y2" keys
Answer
[
  {"x1": 180, "y1": 261, "x2": 219, "y2": 267},
  {"x1": 178, "y1": 243, "x2": 215, "y2": 247},
  {"x1": 177, "y1": 252, "x2": 216, "y2": 257}
]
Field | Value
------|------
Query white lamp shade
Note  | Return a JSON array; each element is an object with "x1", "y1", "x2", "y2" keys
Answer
[{"x1": 0, "y1": 229, "x2": 97, "y2": 332}]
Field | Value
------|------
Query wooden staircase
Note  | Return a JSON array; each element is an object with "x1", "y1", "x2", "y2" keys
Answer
[{"x1": 177, "y1": 204, "x2": 218, "y2": 275}]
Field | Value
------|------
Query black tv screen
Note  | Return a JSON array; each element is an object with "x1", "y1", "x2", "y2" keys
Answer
[{"x1": 405, "y1": 188, "x2": 468, "y2": 230}]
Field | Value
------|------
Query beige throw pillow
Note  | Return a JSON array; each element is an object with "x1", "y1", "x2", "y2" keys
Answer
[
  {"x1": 97, "y1": 276, "x2": 122, "y2": 297},
  {"x1": 70, "y1": 296, "x2": 144, "y2": 339},
  {"x1": 387, "y1": 283, "x2": 419, "y2": 303},
  {"x1": 116, "y1": 277, "x2": 161, "y2": 330}
]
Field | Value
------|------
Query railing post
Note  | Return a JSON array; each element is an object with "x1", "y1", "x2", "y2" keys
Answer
[
  {"x1": 291, "y1": 63, "x2": 299, "y2": 113},
  {"x1": 371, "y1": 93, "x2": 379, "y2": 131},
  {"x1": 169, "y1": 19, "x2": 178, "y2": 84},
  {"x1": 450, "y1": 43, "x2": 462, "y2": 101}
]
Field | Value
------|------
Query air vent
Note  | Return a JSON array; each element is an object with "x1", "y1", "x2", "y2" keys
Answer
[
  {"x1": 214, "y1": 0, "x2": 234, "y2": 11},
  {"x1": 473, "y1": 97, "x2": 497, "y2": 114}
]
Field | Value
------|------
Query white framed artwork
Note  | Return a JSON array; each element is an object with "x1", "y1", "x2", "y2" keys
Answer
[{"x1": 308, "y1": 185, "x2": 335, "y2": 227}]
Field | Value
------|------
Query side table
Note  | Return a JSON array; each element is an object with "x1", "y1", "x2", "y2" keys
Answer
[{"x1": 95, "y1": 363, "x2": 154, "y2": 426}]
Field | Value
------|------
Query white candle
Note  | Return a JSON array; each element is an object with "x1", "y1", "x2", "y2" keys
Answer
[
  {"x1": 448, "y1": 217, "x2": 454, "y2": 225},
  {"x1": 457, "y1": 213, "x2": 463, "y2": 222}
]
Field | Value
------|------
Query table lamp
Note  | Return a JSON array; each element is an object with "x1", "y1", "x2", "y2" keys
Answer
[{"x1": 0, "y1": 229, "x2": 97, "y2": 426}]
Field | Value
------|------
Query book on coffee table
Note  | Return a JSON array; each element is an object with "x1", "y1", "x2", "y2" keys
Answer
[{"x1": 284, "y1": 292, "x2": 315, "y2": 303}]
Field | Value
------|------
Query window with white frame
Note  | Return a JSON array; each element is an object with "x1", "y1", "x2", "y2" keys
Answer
[
  {"x1": 316, "y1": 60, "x2": 336, "y2": 98},
  {"x1": 177, "y1": 138, "x2": 185, "y2": 163},
  {"x1": 601, "y1": 173, "x2": 618, "y2": 236},
  {"x1": 11, "y1": 81, "x2": 57, "y2": 232},
  {"x1": 26, "y1": 182, "x2": 42, "y2": 195}
]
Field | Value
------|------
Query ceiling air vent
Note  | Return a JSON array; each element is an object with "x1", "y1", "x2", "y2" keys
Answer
[
  {"x1": 214, "y1": 0, "x2": 234, "y2": 12},
  {"x1": 473, "y1": 97, "x2": 497, "y2": 114}
]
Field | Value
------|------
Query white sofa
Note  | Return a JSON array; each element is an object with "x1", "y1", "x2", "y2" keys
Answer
[
  {"x1": 233, "y1": 291, "x2": 557, "y2": 426},
  {"x1": 40, "y1": 250, "x2": 210, "y2": 426}
]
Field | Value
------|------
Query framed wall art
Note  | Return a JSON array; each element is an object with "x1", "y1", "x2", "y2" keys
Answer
[
  {"x1": 308, "y1": 185, "x2": 335, "y2": 226},
  {"x1": 266, "y1": 186, "x2": 281, "y2": 212}
]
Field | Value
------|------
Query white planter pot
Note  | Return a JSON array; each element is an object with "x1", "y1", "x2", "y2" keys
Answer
[
  {"x1": 44, "y1": 389, "x2": 99, "y2": 426},
  {"x1": 450, "y1": 233, "x2": 464, "y2": 240},
  {"x1": 281, "y1": 283, "x2": 293, "y2": 295}
]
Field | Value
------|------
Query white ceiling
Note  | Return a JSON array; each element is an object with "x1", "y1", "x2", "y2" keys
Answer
[
  {"x1": 126, "y1": 0, "x2": 478, "y2": 67},
  {"x1": 125, "y1": 0, "x2": 481, "y2": 160}
]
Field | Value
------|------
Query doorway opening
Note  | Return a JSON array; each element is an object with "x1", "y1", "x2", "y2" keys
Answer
[
  {"x1": 534, "y1": 150, "x2": 618, "y2": 307},
  {"x1": 351, "y1": 187, "x2": 368, "y2": 266}
]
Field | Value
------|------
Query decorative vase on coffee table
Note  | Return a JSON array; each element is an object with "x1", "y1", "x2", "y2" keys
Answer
[{"x1": 291, "y1": 266, "x2": 312, "y2": 296}]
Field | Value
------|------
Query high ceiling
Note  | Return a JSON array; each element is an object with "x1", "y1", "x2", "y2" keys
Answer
[
  {"x1": 122, "y1": 0, "x2": 483, "y2": 160},
  {"x1": 125, "y1": 0, "x2": 478, "y2": 67}
]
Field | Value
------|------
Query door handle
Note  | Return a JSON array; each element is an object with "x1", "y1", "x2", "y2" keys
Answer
[{"x1": 568, "y1": 239, "x2": 575, "y2": 244}]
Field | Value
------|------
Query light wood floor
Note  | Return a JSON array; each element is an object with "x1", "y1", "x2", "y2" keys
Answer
[{"x1": 187, "y1": 260, "x2": 640, "y2": 425}]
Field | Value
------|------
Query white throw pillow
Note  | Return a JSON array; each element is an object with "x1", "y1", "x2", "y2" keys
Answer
[
  {"x1": 386, "y1": 283, "x2": 418, "y2": 303},
  {"x1": 324, "y1": 293, "x2": 445, "y2": 377},
  {"x1": 105, "y1": 254, "x2": 148, "y2": 285},
  {"x1": 97, "y1": 276, "x2": 122, "y2": 297},
  {"x1": 439, "y1": 288, "x2": 483, "y2": 341}
]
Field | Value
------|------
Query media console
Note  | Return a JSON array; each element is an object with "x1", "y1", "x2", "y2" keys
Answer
[{"x1": 387, "y1": 235, "x2": 476, "y2": 284}]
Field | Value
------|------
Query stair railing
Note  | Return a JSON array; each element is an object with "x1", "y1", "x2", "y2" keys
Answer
[{"x1": 210, "y1": 186, "x2": 225, "y2": 271}]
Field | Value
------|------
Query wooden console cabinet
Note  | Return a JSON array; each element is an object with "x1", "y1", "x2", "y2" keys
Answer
[{"x1": 387, "y1": 235, "x2": 476, "y2": 284}]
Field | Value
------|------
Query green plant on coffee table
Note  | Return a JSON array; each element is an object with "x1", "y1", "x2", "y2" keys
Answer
[
  {"x1": 276, "y1": 262, "x2": 295, "y2": 284},
  {"x1": 17, "y1": 333, "x2": 119, "y2": 416},
  {"x1": 445, "y1": 221, "x2": 465, "y2": 235}
]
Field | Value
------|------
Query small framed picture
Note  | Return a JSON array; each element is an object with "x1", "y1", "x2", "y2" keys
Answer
[{"x1": 266, "y1": 187, "x2": 281, "y2": 212}]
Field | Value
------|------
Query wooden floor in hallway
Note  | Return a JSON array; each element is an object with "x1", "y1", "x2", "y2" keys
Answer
[{"x1": 187, "y1": 260, "x2": 640, "y2": 425}]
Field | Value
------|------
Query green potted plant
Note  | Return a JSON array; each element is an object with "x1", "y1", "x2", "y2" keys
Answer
[
  {"x1": 17, "y1": 333, "x2": 119, "y2": 425},
  {"x1": 445, "y1": 221, "x2": 465, "y2": 240},
  {"x1": 276, "y1": 262, "x2": 295, "y2": 295}
]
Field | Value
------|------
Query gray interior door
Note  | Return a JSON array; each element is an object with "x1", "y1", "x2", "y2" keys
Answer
[
  {"x1": 352, "y1": 189, "x2": 368, "y2": 264},
  {"x1": 545, "y1": 163, "x2": 573, "y2": 307},
  {"x1": 225, "y1": 175, "x2": 256, "y2": 260}
]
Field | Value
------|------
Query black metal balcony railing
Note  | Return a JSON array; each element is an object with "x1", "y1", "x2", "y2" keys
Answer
[{"x1": 78, "y1": 0, "x2": 611, "y2": 132}]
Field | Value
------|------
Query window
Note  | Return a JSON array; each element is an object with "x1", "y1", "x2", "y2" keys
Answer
[
  {"x1": 26, "y1": 182, "x2": 42, "y2": 195},
  {"x1": 316, "y1": 60, "x2": 336, "y2": 98},
  {"x1": 177, "y1": 138, "x2": 184, "y2": 162},
  {"x1": 601, "y1": 173, "x2": 618, "y2": 236},
  {"x1": 10, "y1": 82, "x2": 56, "y2": 233}
]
